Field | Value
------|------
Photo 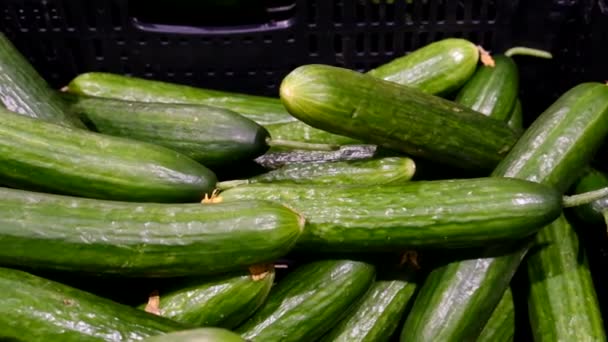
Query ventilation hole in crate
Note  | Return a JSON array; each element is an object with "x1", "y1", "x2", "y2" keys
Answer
[
  {"x1": 436, "y1": 0, "x2": 446, "y2": 22},
  {"x1": 122, "y1": 65, "x2": 131, "y2": 75},
  {"x1": 92, "y1": 39, "x2": 103, "y2": 59},
  {"x1": 109, "y1": 1, "x2": 123, "y2": 28},
  {"x1": 333, "y1": 0, "x2": 343, "y2": 24},
  {"x1": 435, "y1": 31, "x2": 445, "y2": 41},
  {"x1": 371, "y1": 3, "x2": 381, "y2": 23},
  {"x1": 309, "y1": 35, "x2": 319, "y2": 56},
  {"x1": 334, "y1": 34, "x2": 343, "y2": 54},
  {"x1": 370, "y1": 33, "x2": 379, "y2": 55},
  {"x1": 225, "y1": 69, "x2": 234, "y2": 77},
  {"x1": 472, "y1": 0, "x2": 482, "y2": 21},
  {"x1": 419, "y1": 32, "x2": 429, "y2": 45},
  {"x1": 179, "y1": 37, "x2": 189, "y2": 45},
  {"x1": 487, "y1": 0, "x2": 497, "y2": 21},
  {"x1": 221, "y1": 37, "x2": 230, "y2": 45},
  {"x1": 144, "y1": 64, "x2": 153, "y2": 74},
  {"x1": 385, "y1": 2, "x2": 395, "y2": 23},
  {"x1": 356, "y1": 1, "x2": 365, "y2": 23},
  {"x1": 116, "y1": 37, "x2": 125, "y2": 46},
  {"x1": 267, "y1": 81, "x2": 277, "y2": 90},
  {"x1": 354, "y1": 62, "x2": 366, "y2": 73},
  {"x1": 286, "y1": 34, "x2": 295, "y2": 43},
  {"x1": 160, "y1": 36, "x2": 169, "y2": 45},
  {"x1": 263, "y1": 35, "x2": 272, "y2": 44},
  {"x1": 356, "y1": 33, "x2": 365, "y2": 54},
  {"x1": 469, "y1": 31, "x2": 480, "y2": 45},
  {"x1": 452, "y1": 31, "x2": 464, "y2": 39},
  {"x1": 385, "y1": 32, "x2": 394, "y2": 53},
  {"x1": 247, "y1": 69, "x2": 257, "y2": 76},
  {"x1": 456, "y1": 1, "x2": 465, "y2": 21},
  {"x1": 422, "y1": 0, "x2": 431, "y2": 23},
  {"x1": 201, "y1": 37, "x2": 211, "y2": 45},
  {"x1": 120, "y1": 50, "x2": 128, "y2": 61},
  {"x1": 184, "y1": 70, "x2": 193, "y2": 78},
  {"x1": 138, "y1": 37, "x2": 147, "y2": 46},
  {"x1": 84, "y1": 4, "x2": 98, "y2": 30},
  {"x1": 403, "y1": 31, "x2": 413, "y2": 51},
  {"x1": 243, "y1": 36, "x2": 254, "y2": 44},
  {"x1": 207, "y1": 69, "x2": 216, "y2": 77},
  {"x1": 307, "y1": 0, "x2": 317, "y2": 25},
  {"x1": 483, "y1": 31, "x2": 495, "y2": 48},
  {"x1": 265, "y1": 70, "x2": 275, "y2": 76}
]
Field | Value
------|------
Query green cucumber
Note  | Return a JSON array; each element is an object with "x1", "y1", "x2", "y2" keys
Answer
[
  {"x1": 0, "y1": 106, "x2": 216, "y2": 202},
  {"x1": 572, "y1": 168, "x2": 608, "y2": 225},
  {"x1": 280, "y1": 64, "x2": 519, "y2": 171},
  {"x1": 64, "y1": 94, "x2": 270, "y2": 167},
  {"x1": 218, "y1": 157, "x2": 415, "y2": 189},
  {"x1": 0, "y1": 33, "x2": 84, "y2": 128},
  {"x1": 320, "y1": 277, "x2": 417, "y2": 342},
  {"x1": 0, "y1": 267, "x2": 185, "y2": 341},
  {"x1": 507, "y1": 99, "x2": 524, "y2": 132},
  {"x1": 527, "y1": 214, "x2": 604, "y2": 341},
  {"x1": 0, "y1": 187, "x2": 304, "y2": 277},
  {"x1": 455, "y1": 55, "x2": 519, "y2": 122},
  {"x1": 264, "y1": 120, "x2": 361, "y2": 149},
  {"x1": 137, "y1": 269, "x2": 274, "y2": 328},
  {"x1": 237, "y1": 260, "x2": 375, "y2": 342},
  {"x1": 368, "y1": 38, "x2": 479, "y2": 95},
  {"x1": 143, "y1": 328, "x2": 245, "y2": 342},
  {"x1": 401, "y1": 82, "x2": 608, "y2": 342},
  {"x1": 477, "y1": 288, "x2": 515, "y2": 342},
  {"x1": 254, "y1": 144, "x2": 381, "y2": 169},
  {"x1": 220, "y1": 178, "x2": 561, "y2": 251}
]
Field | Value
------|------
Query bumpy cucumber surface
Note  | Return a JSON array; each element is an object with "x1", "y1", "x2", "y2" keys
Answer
[
  {"x1": 0, "y1": 187, "x2": 304, "y2": 277},
  {"x1": 142, "y1": 328, "x2": 245, "y2": 342},
  {"x1": 0, "y1": 267, "x2": 185, "y2": 341},
  {"x1": 221, "y1": 178, "x2": 561, "y2": 251},
  {"x1": 0, "y1": 106, "x2": 216, "y2": 202},
  {"x1": 237, "y1": 260, "x2": 375, "y2": 342},
  {"x1": 281, "y1": 64, "x2": 519, "y2": 171}
]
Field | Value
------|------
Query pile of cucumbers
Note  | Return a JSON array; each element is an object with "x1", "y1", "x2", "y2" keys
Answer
[{"x1": 1, "y1": 29, "x2": 608, "y2": 342}]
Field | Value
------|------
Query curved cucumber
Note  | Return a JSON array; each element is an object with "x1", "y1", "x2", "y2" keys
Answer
[
  {"x1": 138, "y1": 269, "x2": 274, "y2": 328},
  {"x1": 401, "y1": 82, "x2": 608, "y2": 342},
  {"x1": 455, "y1": 55, "x2": 519, "y2": 122},
  {"x1": 0, "y1": 187, "x2": 304, "y2": 277},
  {"x1": 0, "y1": 33, "x2": 84, "y2": 128},
  {"x1": 572, "y1": 168, "x2": 608, "y2": 225},
  {"x1": 507, "y1": 99, "x2": 524, "y2": 133},
  {"x1": 321, "y1": 278, "x2": 417, "y2": 342},
  {"x1": 237, "y1": 260, "x2": 375, "y2": 342},
  {"x1": 0, "y1": 267, "x2": 185, "y2": 341},
  {"x1": 368, "y1": 38, "x2": 479, "y2": 95},
  {"x1": 220, "y1": 178, "x2": 561, "y2": 251},
  {"x1": 280, "y1": 64, "x2": 519, "y2": 171},
  {"x1": 0, "y1": 106, "x2": 216, "y2": 202},
  {"x1": 65, "y1": 95, "x2": 270, "y2": 167},
  {"x1": 220, "y1": 157, "x2": 415, "y2": 188},
  {"x1": 477, "y1": 288, "x2": 515, "y2": 342},
  {"x1": 143, "y1": 328, "x2": 245, "y2": 342}
]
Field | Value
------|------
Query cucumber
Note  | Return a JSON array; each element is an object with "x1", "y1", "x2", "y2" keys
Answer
[
  {"x1": 0, "y1": 267, "x2": 185, "y2": 341},
  {"x1": 67, "y1": 72, "x2": 292, "y2": 125},
  {"x1": 142, "y1": 328, "x2": 245, "y2": 342},
  {"x1": 572, "y1": 168, "x2": 608, "y2": 225},
  {"x1": 220, "y1": 178, "x2": 561, "y2": 251},
  {"x1": 401, "y1": 82, "x2": 608, "y2": 342},
  {"x1": 320, "y1": 277, "x2": 417, "y2": 342},
  {"x1": 254, "y1": 144, "x2": 381, "y2": 170},
  {"x1": 368, "y1": 38, "x2": 479, "y2": 95},
  {"x1": 0, "y1": 106, "x2": 216, "y2": 202},
  {"x1": 218, "y1": 157, "x2": 416, "y2": 188},
  {"x1": 477, "y1": 288, "x2": 515, "y2": 342},
  {"x1": 507, "y1": 99, "x2": 524, "y2": 132},
  {"x1": 527, "y1": 214, "x2": 605, "y2": 341},
  {"x1": 0, "y1": 187, "x2": 304, "y2": 277},
  {"x1": 0, "y1": 33, "x2": 84, "y2": 128},
  {"x1": 237, "y1": 260, "x2": 375, "y2": 342},
  {"x1": 280, "y1": 64, "x2": 519, "y2": 171},
  {"x1": 264, "y1": 120, "x2": 361, "y2": 149},
  {"x1": 455, "y1": 55, "x2": 519, "y2": 122},
  {"x1": 137, "y1": 269, "x2": 274, "y2": 328},
  {"x1": 64, "y1": 95, "x2": 270, "y2": 167}
]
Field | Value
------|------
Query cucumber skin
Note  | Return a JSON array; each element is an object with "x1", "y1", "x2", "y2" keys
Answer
[
  {"x1": 220, "y1": 178, "x2": 561, "y2": 251},
  {"x1": 142, "y1": 328, "x2": 245, "y2": 342},
  {"x1": 138, "y1": 270, "x2": 274, "y2": 328},
  {"x1": 321, "y1": 279, "x2": 417, "y2": 342},
  {"x1": 0, "y1": 33, "x2": 84, "y2": 128},
  {"x1": 0, "y1": 267, "x2": 185, "y2": 342},
  {"x1": 0, "y1": 187, "x2": 304, "y2": 277},
  {"x1": 254, "y1": 145, "x2": 380, "y2": 170},
  {"x1": 478, "y1": 288, "x2": 515, "y2": 342},
  {"x1": 401, "y1": 82, "x2": 608, "y2": 342},
  {"x1": 455, "y1": 55, "x2": 519, "y2": 122},
  {"x1": 0, "y1": 106, "x2": 216, "y2": 202},
  {"x1": 368, "y1": 38, "x2": 479, "y2": 95},
  {"x1": 66, "y1": 95, "x2": 270, "y2": 167},
  {"x1": 237, "y1": 260, "x2": 375, "y2": 342},
  {"x1": 280, "y1": 64, "x2": 519, "y2": 171},
  {"x1": 265, "y1": 120, "x2": 361, "y2": 149},
  {"x1": 508, "y1": 99, "x2": 524, "y2": 133},
  {"x1": 572, "y1": 168, "x2": 608, "y2": 225}
]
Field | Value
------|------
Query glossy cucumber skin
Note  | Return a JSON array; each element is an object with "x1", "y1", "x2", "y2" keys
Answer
[
  {"x1": 67, "y1": 72, "x2": 292, "y2": 125},
  {"x1": 508, "y1": 99, "x2": 524, "y2": 133},
  {"x1": 477, "y1": 288, "x2": 515, "y2": 342},
  {"x1": 138, "y1": 270, "x2": 274, "y2": 328},
  {"x1": 320, "y1": 279, "x2": 417, "y2": 342},
  {"x1": 367, "y1": 38, "x2": 479, "y2": 95},
  {"x1": 244, "y1": 157, "x2": 415, "y2": 186},
  {"x1": 65, "y1": 95, "x2": 270, "y2": 167},
  {"x1": 265, "y1": 120, "x2": 361, "y2": 149},
  {"x1": 0, "y1": 187, "x2": 304, "y2": 277},
  {"x1": 237, "y1": 260, "x2": 375, "y2": 342},
  {"x1": 455, "y1": 55, "x2": 519, "y2": 122},
  {"x1": 280, "y1": 64, "x2": 519, "y2": 171},
  {"x1": 0, "y1": 267, "x2": 185, "y2": 342},
  {"x1": 0, "y1": 33, "x2": 84, "y2": 128},
  {"x1": 0, "y1": 106, "x2": 216, "y2": 202},
  {"x1": 254, "y1": 144, "x2": 381, "y2": 170},
  {"x1": 220, "y1": 178, "x2": 561, "y2": 251},
  {"x1": 142, "y1": 328, "x2": 245, "y2": 342},
  {"x1": 401, "y1": 83, "x2": 608, "y2": 342},
  {"x1": 572, "y1": 168, "x2": 608, "y2": 225}
]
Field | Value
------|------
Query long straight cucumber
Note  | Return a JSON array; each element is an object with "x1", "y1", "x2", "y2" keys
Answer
[
  {"x1": 280, "y1": 64, "x2": 519, "y2": 171},
  {"x1": 254, "y1": 144, "x2": 381, "y2": 169},
  {"x1": 0, "y1": 267, "x2": 185, "y2": 341},
  {"x1": 0, "y1": 106, "x2": 216, "y2": 202},
  {"x1": 220, "y1": 178, "x2": 561, "y2": 251},
  {"x1": 237, "y1": 260, "x2": 375, "y2": 342},
  {"x1": 572, "y1": 168, "x2": 608, "y2": 225},
  {"x1": 0, "y1": 33, "x2": 84, "y2": 127},
  {"x1": 0, "y1": 187, "x2": 303, "y2": 277},
  {"x1": 137, "y1": 269, "x2": 274, "y2": 328},
  {"x1": 401, "y1": 82, "x2": 608, "y2": 342}
]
